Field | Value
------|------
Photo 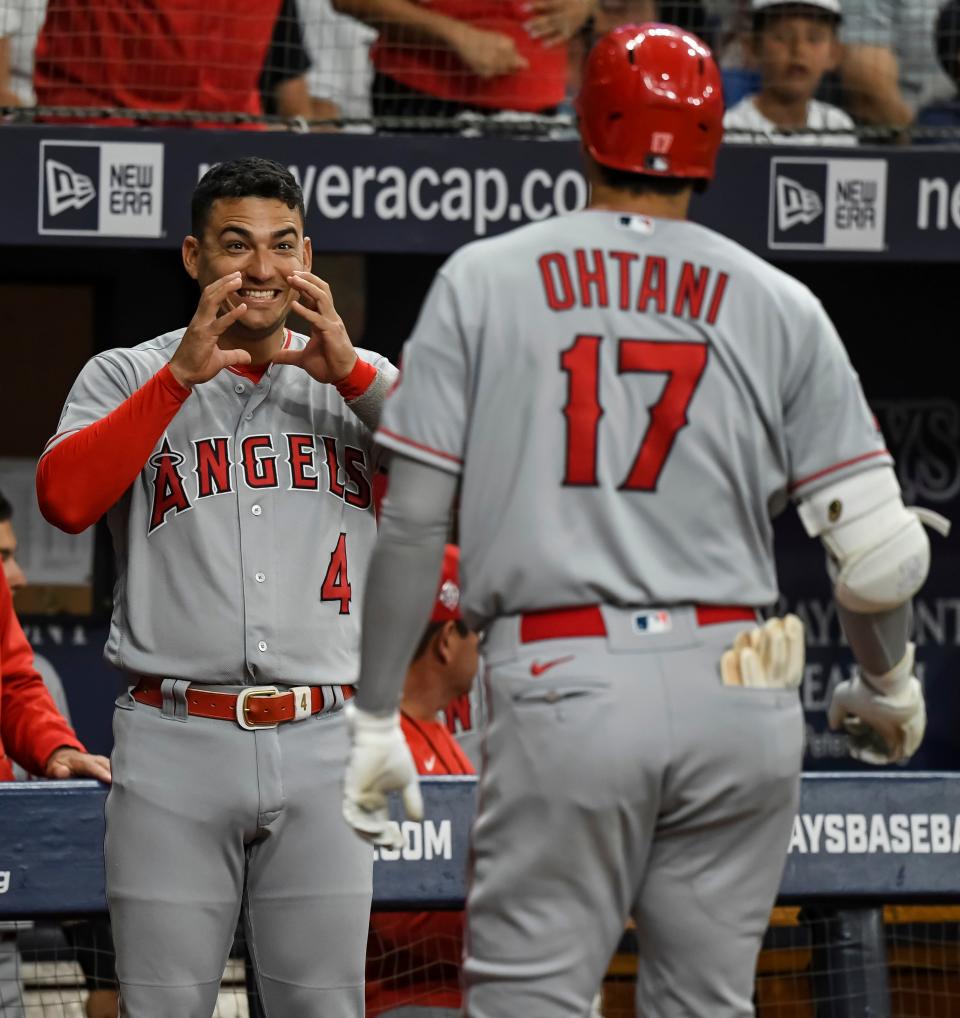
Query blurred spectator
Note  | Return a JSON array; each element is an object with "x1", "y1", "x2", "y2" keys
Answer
[
  {"x1": 724, "y1": 0, "x2": 857, "y2": 143},
  {"x1": 565, "y1": 0, "x2": 655, "y2": 101},
  {"x1": 260, "y1": 0, "x2": 314, "y2": 119},
  {"x1": 0, "y1": 0, "x2": 44, "y2": 106},
  {"x1": 32, "y1": 0, "x2": 295, "y2": 124},
  {"x1": 366, "y1": 545, "x2": 478, "y2": 1017},
  {"x1": 302, "y1": 0, "x2": 377, "y2": 123},
  {"x1": 839, "y1": 0, "x2": 954, "y2": 128},
  {"x1": 4, "y1": 0, "x2": 310, "y2": 119},
  {"x1": 332, "y1": 0, "x2": 596, "y2": 122},
  {"x1": 0, "y1": 490, "x2": 118, "y2": 1018},
  {"x1": 656, "y1": 0, "x2": 711, "y2": 38},
  {"x1": 916, "y1": 0, "x2": 960, "y2": 130},
  {"x1": 0, "y1": 490, "x2": 72, "y2": 763},
  {"x1": 0, "y1": 493, "x2": 112, "y2": 1016},
  {"x1": 592, "y1": 0, "x2": 657, "y2": 31},
  {"x1": 711, "y1": 0, "x2": 766, "y2": 104},
  {"x1": 0, "y1": 490, "x2": 77, "y2": 729},
  {"x1": 0, "y1": 492, "x2": 25, "y2": 593}
]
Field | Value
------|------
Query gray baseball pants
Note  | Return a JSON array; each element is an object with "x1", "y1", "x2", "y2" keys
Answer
[
  {"x1": 465, "y1": 605, "x2": 804, "y2": 1018},
  {"x1": 105, "y1": 687, "x2": 372, "y2": 1018}
]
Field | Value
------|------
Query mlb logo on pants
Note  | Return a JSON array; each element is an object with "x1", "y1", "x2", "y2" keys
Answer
[{"x1": 633, "y1": 610, "x2": 672, "y2": 635}]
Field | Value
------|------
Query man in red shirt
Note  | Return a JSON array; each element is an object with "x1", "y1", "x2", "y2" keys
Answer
[
  {"x1": 33, "y1": 0, "x2": 284, "y2": 124},
  {"x1": 366, "y1": 545, "x2": 478, "y2": 1017},
  {"x1": 0, "y1": 564, "x2": 110, "y2": 784},
  {"x1": 0, "y1": 490, "x2": 116, "y2": 1018},
  {"x1": 333, "y1": 0, "x2": 595, "y2": 118},
  {"x1": 0, "y1": 523, "x2": 111, "y2": 1018}
]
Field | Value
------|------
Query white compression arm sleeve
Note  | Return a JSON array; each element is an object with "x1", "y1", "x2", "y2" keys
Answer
[
  {"x1": 345, "y1": 362, "x2": 400, "y2": 432},
  {"x1": 357, "y1": 452, "x2": 458, "y2": 714}
]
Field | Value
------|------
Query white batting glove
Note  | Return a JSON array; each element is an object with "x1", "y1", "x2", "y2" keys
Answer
[
  {"x1": 827, "y1": 643, "x2": 925, "y2": 765},
  {"x1": 342, "y1": 702, "x2": 424, "y2": 850},
  {"x1": 720, "y1": 614, "x2": 805, "y2": 689}
]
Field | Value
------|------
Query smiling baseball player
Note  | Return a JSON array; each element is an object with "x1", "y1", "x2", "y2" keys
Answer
[
  {"x1": 38, "y1": 157, "x2": 397, "y2": 1018},
  {"x1": 342, "y1": 24, "x2": 948, "y2": 1018}
]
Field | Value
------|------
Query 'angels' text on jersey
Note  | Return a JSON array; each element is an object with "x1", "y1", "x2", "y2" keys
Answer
[{"x1": 148, "y1": 432, "x2": 372, "y2": 534}]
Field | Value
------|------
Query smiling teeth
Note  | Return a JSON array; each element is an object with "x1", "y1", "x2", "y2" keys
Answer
[{"x1": 240, "y1": 290, "x2": 275, "y2": 298}]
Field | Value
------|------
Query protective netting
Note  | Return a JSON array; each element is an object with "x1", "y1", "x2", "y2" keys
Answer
[
  {"x1": 3, "y1": 906, "x2": 960, "y2": 1016},
  {"x1": 1, "y1": 0, "x2": 959, "y2": 140},
  {"x1": 603, "y1": 907, "x2": 960, "y2": 1017}
]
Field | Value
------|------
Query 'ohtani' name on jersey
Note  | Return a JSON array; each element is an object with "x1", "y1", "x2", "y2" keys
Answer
[
  {"x1": 148, "y1": 432, "x2": 372, "y2": 533},
  {"x1": 538, "y1": 249, "x2": 729, "y2": 325}
]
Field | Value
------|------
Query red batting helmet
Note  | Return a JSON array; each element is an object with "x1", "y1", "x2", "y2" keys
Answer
[{"x1": 576, "y1": 23, "x2": 724, "y2": 181}]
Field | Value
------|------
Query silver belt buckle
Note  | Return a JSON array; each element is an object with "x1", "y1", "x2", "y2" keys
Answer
[{"x1": 236, "y1": 685, "x2": 281, "y2": 730}]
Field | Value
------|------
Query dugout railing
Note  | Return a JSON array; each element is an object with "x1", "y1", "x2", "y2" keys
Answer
[{"x1": 2, "y1": 774, "x2": 960, "y2": 1016}]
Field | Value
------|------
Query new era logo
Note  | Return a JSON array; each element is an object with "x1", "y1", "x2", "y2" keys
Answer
[
  {"x1": 776, "y1": 175, "x2": 823, "y2": 231},
  {"x1": 39, "y1": 141, "x2": 164, "y2": 237},
  {"x1": 45, "y1": 159, "x2": 96, "y2": 216},
  {"x1": 769, "y1": 157, "x2": 887, "y2": 251}
]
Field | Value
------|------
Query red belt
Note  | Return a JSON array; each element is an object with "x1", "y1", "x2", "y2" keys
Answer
[
  {"x1": 132, "y1": 678, "x2": 355, "y2": 730},
  {"x1": 519, "y1": 604, "x2": 758, "y2": 643}
]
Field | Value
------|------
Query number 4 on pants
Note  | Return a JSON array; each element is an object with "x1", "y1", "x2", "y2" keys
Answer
[{"x1": 560, "y1": 334, "x2": 708, "y2": 490}]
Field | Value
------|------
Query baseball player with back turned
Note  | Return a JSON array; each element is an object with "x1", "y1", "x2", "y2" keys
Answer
[
  {"x1": 341, "y1": 24, "x2": 950, "y2": 1018},
  {"x1": 37, "y1": 157, "x2": 397, "y2": 1018}
]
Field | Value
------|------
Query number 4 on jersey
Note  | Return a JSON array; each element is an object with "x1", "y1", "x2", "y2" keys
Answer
[
  {"x1": 560, "y1": 334, "x2": 708, "y2": 490},
  {"x1": 321, "y1": 533, "x2": 352, "y2": 614}
]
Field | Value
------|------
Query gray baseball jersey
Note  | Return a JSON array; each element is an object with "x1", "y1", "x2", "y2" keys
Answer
[
  {"x1": 45, "y1": 328, "x2": 396, "y2": 1018},
  {"x1": 45, "y1": 328, "x2": 393, "y2": 684},
  {"x1": 379, "y1": 210, "x2": 890, "y2": 626},
  {"x1": 372, "y1": 209, "x2": 886, "y2": 1016}
]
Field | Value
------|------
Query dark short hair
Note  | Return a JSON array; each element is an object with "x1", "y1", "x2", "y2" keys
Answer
[
  {"x1": 593, "y1": 161, "x2": 706, "y2": 196},
  {"x1": 936, "y1": 0, "x2": 960, "y2": 78},
  {"x1": 412, "y1": 619, "x2": 470, "y2": 663},
  {"x1": 191, "y1": 157, "x2": 305, "y2": 237},
  {"x1": 0, "y1": 490, "x2": 11, "y2": 523},
  {"x1": 752, "y1": 4, "x2": 841, "y2": 33}
]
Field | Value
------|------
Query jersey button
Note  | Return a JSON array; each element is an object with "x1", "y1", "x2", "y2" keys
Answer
[
  {"x1": 251, "y1": 505, "x2": 262, "y2": 516},
  {"x1": 234, "y1": 383, "x2": 245, "y2": 394},
  {"x1": 244, "y1": 412, "x2": 253, "y2": 421},
  {"x1": 255, "y1": 572, "x2": 266, "y2": 583},
  {"x1": 258, "y1": 640, "x2": 268, "y2": 652}
]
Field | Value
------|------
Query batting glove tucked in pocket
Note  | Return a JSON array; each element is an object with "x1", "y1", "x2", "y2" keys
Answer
[{"x1": 720, "y1": 614, "x2": 805, "y2": 689}]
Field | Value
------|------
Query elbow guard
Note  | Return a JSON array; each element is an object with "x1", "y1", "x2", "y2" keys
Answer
[{"x1": 797, "y1": 466, "x2": 950, "y2": 614}]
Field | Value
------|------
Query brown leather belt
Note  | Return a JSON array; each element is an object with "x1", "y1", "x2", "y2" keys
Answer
[{"x1": 131, "y1": 678, "x2": 355, "y2": 730}]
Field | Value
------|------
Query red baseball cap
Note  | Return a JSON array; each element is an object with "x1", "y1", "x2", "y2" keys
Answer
[{"x1": 431, "y1": 545, "x2": 462, "y2": 623}]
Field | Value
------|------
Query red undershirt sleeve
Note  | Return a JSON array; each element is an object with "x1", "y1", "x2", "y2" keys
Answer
[
  {"x1": 37, "y1": 364, "x2": 192, "y2": 534},
  {"x1": 335, "y1": 358, "x2": 377, "y2": 402}
]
